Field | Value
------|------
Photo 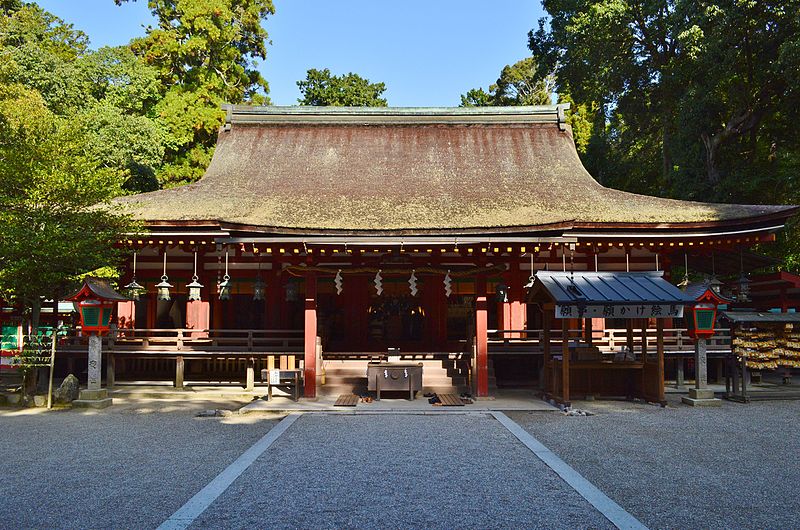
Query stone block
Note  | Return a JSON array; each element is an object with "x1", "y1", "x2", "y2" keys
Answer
[
  {"x1": 688, "y1": 388, "x2": 715, "y2": 400},
  {"x1": 78, "y1": 389, "x2": 108, "y2": 401},
  {"x1": 681, "y1": 395, "x2": 722, "y2": 407},
  {"x1": 33, "y1": 395, "x2": 47, "y2": 407},
  {"x1": 72, "y1": 398, "x2": 113, "y2": 409}
]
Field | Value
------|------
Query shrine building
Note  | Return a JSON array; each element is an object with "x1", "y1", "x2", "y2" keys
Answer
[{"x1": 72, "y1": 105, "x2": 796, "y2": 403}]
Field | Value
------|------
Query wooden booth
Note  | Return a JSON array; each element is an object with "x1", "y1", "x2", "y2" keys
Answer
[{"x1": 528, "y1": 271, "x2": 695, "y2": 406}]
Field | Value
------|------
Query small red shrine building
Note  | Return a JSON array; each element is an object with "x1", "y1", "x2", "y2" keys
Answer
[{"x1": 105, "y1": 105, "x2": 795, "y2": 399}]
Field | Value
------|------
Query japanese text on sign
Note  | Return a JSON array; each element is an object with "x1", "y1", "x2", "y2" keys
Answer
[{"x1": 554, "y1": 304, "x2": 684, "y2": 319}]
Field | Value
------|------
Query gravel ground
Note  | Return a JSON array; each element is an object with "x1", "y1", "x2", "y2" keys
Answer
[
  {"x1": 0, "y1": 399, "x2": 280, "y2": 530},
  {"x1": 193, "y1": 414, "x2": 612, "y2": 530},
  {"x1": 508, "y1": 396, "x2": 800, "y2": 530}
]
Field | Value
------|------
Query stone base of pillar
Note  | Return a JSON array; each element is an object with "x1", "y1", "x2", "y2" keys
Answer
[
  {"x1": 73, "y1": 388, "x2": 113, "y2": 409},
  {"x1": 681, "y1": 387, "x2": 721, "y2": 407}
]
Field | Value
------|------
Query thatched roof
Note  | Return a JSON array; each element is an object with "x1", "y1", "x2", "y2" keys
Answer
[{"x1": 117, "y1": 105, "x2": 795, "y2": 235}]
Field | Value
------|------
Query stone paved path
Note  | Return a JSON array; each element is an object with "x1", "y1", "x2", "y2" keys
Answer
[{"x1": 190, "y1": 414, "x2": 614, "y2": 529}]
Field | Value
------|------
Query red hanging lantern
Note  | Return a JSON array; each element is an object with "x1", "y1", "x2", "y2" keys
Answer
[{"x1": 66, "y1": 278, "x2": 129, "y2": 335}]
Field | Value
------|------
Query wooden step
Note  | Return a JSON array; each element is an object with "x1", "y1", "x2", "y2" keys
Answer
[
  {"x1": 436, "y1": 394, "x2": 465, "y2": 406},
  {"x1": 334, "y1": 394, "x2": 359, "y2": 407}
]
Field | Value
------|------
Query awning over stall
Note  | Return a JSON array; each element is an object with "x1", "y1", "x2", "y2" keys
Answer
[{"x1": 529, "y1": 271, "x2": 695, "y2": 319}]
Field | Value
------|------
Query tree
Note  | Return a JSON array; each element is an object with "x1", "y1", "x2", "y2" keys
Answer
[
  {"x1": 0, "y1": 3, "x2": 90, "y2": 115},
  {"x1": 686, "y1": 1, "x2": 800, "y2": 188},
  {"x1": 461, "y1": 57, "x2": 554, "y2": 107},
  {"x1": 0, "y1": 54, "x2": 134, "y2": 337},
  {"x1": 530, "y1": 0, "x2": 800, "y2": 192},
  {"x1": 529, "y1": 0, "x2": 800, "y2": 268},
  {"x1": 459, "y1": 57, "x2": 595, "y2": 157},
  {"x1": 1, "y1": 6, "x2": 169, "y2": 193},
  {"x1": 116, "y1": 0, "x2": 276, "y2": 187},
  {"x1": 297, "y1": 68, "x2": 387, "y2": 107},
  {"x1": 529, "y1": 1, "x2": 705, "y2": 192}
]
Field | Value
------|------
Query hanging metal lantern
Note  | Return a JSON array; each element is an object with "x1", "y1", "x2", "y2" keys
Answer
[
  {"x1": 495, "y1": 282, "x2": 509, "y2": 303},
  {"x1": 219, "y1": 247, "x2": 232, "y2": 301},
  {"x1": 187, "y1": 276, "x2": 204, "y2": 301},
  {"x1": 253, "y1": 277, "x2": 266, "y2": 301},
  {"x1": 125, "y1": 279, "x2": 144, "y2": 301},
  {"x1": 707, "y1": 275, "x2": 723, "y2": 295},
  {"x1": 736, "y1": 248, "x2": 751, "y2": 302},
  {"x1": 187, "y1": 250, "x2": 204, "y2": 301},
  {"x1": 218, "y1": 274, "x2": 232, "y2": 300},
  {"x1": 124, "y1": 251, "x2": 144, "y2": 301},
  {"x1": 156, "y1": 251, "x2": 172, "y2": 301},
  {"x1": 156, "y1": 275, "x2": 172, "y2": 301},
  {"x1": 737, "y1": 273, "x2": 751, "y2": 302},
  {"x1": 253, "y1": 255, "x2": 266, "y2": 301},
  {"x1": 285, "y1": 278, "x2": 300, "y2": 302}
]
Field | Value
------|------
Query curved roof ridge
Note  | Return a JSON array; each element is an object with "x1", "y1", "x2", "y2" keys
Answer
[{"x1": 223, "y1": 103, "x2": 571, "y2": 127}]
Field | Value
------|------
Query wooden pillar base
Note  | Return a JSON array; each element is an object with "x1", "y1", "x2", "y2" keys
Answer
[
  {"x1": 246, "y1": 358, "x2": 255, "y2": 391},
  {"x1": 175, "y1": 355, "x2": 184, "y2": 389}
]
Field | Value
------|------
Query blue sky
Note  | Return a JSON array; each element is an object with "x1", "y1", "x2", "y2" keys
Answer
[{"x1": 36, "y1": 0, "x2": 545, "y2": 106}]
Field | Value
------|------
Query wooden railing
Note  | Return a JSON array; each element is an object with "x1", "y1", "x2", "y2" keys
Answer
[
  {"x1": 487, "y1": 328, "x2": 732, "y2": 354},
  {"x1": 56, "y1": 328, "x2": 304, "y2": 353}
]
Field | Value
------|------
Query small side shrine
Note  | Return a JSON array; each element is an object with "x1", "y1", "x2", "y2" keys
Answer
[{"x1": 528, "y1": 271, "x2": 695, "y2": 406}]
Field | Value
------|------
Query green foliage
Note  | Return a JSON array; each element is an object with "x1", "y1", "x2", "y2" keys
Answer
[
  {"x1": 0, "y1": 59, "x2": 134, "y2": 325},
  {"x1": 0, "y1": 4, "x2": 90, "y2": 114},
  {"x1": 79, "y1": 46, "x2": 163, "y2": 115},
  {"x1": 459, "y1": 58, "x2": 595, "y2": 160},
  {"x1": 297, "y1": 68, "x2": 388, "y2": 107},
  {"x1": 460, "y1": 57, "x2": 553, "y2": 107},
  {"x1": 115, "y1": 0, "x2": 275, "y2": 188},
  {"x1": 75, "y1": 102, "x2": 166, "y2": 192},
  {"x1": 119, "y1": 0, "x2": 274, "y2": 102},
  {"x1": 530, "y1": 0, "x2": 800, "y2": 268}
]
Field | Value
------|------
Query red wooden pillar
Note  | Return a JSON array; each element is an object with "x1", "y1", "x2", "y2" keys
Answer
[
  {"x1": 116, "y1": 301, "x2": 135, "y2": 329},
  {"x1": 508, "y1": 263, "x2": 526, "y2": 337},
  {"x1": 475, "y1": 276, "x2": 489, "y2": 397},
  {"x1": 186, "y1": 300, "x2": 210, "y2": 338},
  {"x1": 304, "y1": 274, "x2": 317, "y2": 398},
  {"x1": 591, "y1": 318, "x2": 605, "y2": 339}
]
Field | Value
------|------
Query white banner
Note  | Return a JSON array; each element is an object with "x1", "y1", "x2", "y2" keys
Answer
[{"x1": 555, "y1": 303, "x2": 684, "y2": 319}]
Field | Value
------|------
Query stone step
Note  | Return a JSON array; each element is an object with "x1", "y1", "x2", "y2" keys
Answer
[
  {"x1": 323, "y1": 375, "x2": 458, "y2": 385},
  {"x1": 318, "y1": 384, "x2": 467, "y2": 397}
]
